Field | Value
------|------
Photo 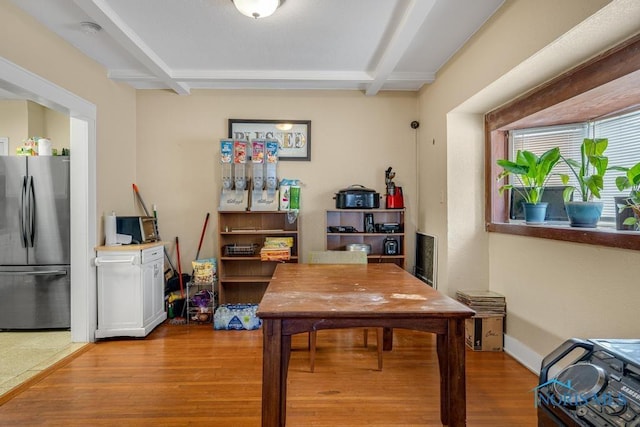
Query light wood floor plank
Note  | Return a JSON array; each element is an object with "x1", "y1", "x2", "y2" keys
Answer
[{"x1": 0, "y1": 323, "x2": 537, "y2": 426}]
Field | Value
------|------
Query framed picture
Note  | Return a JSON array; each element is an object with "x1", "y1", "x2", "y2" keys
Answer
[{"x1": 228, "y1": 119, "x2": 311, "y2": 161}]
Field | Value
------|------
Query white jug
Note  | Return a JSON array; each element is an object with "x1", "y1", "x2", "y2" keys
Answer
[{"x1": 38, "y1": 138, "x2": 52, "y2": 156}]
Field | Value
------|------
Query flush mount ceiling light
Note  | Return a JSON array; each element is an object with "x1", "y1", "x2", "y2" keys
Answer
[{"x1": 232, "y1": 0, "x2": 280, "y2": 19}]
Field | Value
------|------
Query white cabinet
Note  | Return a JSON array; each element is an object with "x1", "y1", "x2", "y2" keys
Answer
[{"x1": 94, "y1": 242, "x2": 166, "y2": 339}]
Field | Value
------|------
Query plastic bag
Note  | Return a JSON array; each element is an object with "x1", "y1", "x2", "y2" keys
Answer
[{"x1": 191, "y1": 258, "x2": 217, "y2": 283}]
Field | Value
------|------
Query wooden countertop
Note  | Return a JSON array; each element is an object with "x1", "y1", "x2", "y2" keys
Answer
[{"x1": 95, "y1": 241, "x2": 166, "y2": 252}]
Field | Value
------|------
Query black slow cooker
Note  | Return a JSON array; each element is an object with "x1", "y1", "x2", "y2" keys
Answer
[{"x1": 334, "y1": 185, "x2": 380, "y2": 209}]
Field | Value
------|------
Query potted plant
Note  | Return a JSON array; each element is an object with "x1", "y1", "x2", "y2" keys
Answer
[
  {"x1": 610, "y1": 161, "x2": 640, "y2": 230},
  {"x1": 496, "y1": 147, "x2": 561, "y2": 224},
  {"x1": 559, "y1": 137, "x2": 608, "y2": 228}
]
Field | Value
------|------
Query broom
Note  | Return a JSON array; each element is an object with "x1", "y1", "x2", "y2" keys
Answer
[
  {"x1": 168, "y1": 236, "x2": 187, "y2": 325},
  {"x1": 193, "y1": 213, "x2": 210, "y2": 267},
  {"x1": 132, "y1": 183, "x2": 177, "y2": 277}
]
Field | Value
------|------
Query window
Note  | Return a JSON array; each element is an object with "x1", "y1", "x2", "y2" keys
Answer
[
  {"x1": 511, "y1": 124, "x2": 586, "y2": 190},
  {"x1": 594, "y1": 110, "x2": 640, "y2": 219},
  {"x1": 485, "y1": 33, "x2": 640, "y2": 251},
  {"x1": 508, "y1": 109, "x2": 640, "y2": 222}
]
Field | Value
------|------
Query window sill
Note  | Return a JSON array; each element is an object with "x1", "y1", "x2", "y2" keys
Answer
[{"x1": 486, "y1": 222, "x2": 640, "y2": 251}]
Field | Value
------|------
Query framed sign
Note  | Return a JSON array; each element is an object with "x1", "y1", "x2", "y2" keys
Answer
[{"x1": 228, "y1": 119, "x2": 311, "y2": 161}]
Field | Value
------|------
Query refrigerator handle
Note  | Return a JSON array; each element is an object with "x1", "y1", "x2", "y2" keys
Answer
[
  {"x1": 0, "y1": 270, "x2": 68, "y2": 276},
  {"x1": 28, "y1": 175, "x2": 36, "y2": 247},
  {"x1": 19, "y1": 176, "x2": 28, "y2": 248}
]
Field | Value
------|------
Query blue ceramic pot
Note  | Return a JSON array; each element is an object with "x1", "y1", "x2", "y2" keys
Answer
[
  {"x1": 523, "y1": 202, "x2": 548, "y2": 224},
  {"x1": 564, "y1": 201, "x2": 603, "y2": 228}
]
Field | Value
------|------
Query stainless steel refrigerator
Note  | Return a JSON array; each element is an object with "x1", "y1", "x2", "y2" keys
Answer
[{"x1": 0, "y1": 156, "x2": 71, "y2": 329}]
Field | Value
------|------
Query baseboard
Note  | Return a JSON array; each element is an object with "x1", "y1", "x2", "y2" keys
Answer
[{"x1": 503, "y1": 334, "x2": 543, "y2": 376}]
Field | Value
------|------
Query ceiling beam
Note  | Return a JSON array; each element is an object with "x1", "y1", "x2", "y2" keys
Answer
[
  {"x1": 73, "y1": 0, "x2": 191, "y2": 95},
  {"x1": 172, "y1": 70, "x2": 372, "y2": 82},
  {"x1": 365, "y1": 0, "x2": 437, "y2": 96}
]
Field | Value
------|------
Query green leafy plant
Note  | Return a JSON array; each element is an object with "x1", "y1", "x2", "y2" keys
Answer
[
  {"x1": 559, "y1": 138, "x2": 609, "y2": 202},
  {"x1": 610, "y1": 161, "x2": 640, "y2": 229},
  {"x1": 496, "y1": 147, "x2": 561, "y2": 204}
]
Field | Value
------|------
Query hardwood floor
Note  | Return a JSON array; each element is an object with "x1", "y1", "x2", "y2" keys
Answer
[{"x1": 0, "y1": 323, "x2": 538, "y2": 426}]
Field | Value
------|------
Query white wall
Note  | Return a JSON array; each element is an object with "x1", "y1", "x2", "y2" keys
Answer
[
  {"x1": 43, "y1": 105, "x2": 71, "y2": 152},
  {"x1": 0, "y1": 100, "x2": 27, "y2": 152},
  {"x1": 0, "y1": 1, "x2": 137, "y2": 223},
  {"x1": 0, "y1": 101, "x2": 70, "y2": 153},
  {"x1": 447, "y1": 113, "x2": 489, "y2": 292},
  {"x1": 135, "y1": 90, "x2": 419, "y2": 271},
  {"x1": 418, "y1": 0, "x2": 640, "y2": 367}
]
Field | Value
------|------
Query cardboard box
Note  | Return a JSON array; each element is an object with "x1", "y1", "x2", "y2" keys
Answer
[
  {"x1": 260, "y1": 247, "x2": 290, "y2": 261},
  {"x1": 465, "y1": 316, "x2": 504, "y2": 351}
]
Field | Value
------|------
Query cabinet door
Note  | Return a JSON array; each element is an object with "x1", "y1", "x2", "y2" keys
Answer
[
  {"x1": 151, "y1": 257, "x2": 165, "y2": 318},
  {"x1": 97, "y1": 253, "x2": 142, "y2": 330},
  {"x1": 142, "y1": 258, "x2": 163, "y2": 326}
]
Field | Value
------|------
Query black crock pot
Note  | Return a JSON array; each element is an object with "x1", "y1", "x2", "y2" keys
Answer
[{"x1": 334, "y1": 185, "x2": 380, "y2": 209}]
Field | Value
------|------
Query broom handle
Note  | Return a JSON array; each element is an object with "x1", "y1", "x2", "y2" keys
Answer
[
  {"x1": 152, "y1": 204, "x2": 176, "y2": 272},
  {"x1": 176, "y1": 236, "x2": 185, "y2": 299},
  {"x1": 195, "y1": 213, "x2": 210, "y2": 261},
  {"x1": 132, "y1": 183, "x2": 150, "y2": 217},
  {"x1": 190, "y1": 213, "x2": 210, "y2": 277},
  {"x1": 133, "y1": 183, "x2": 176, "y2": 273}
]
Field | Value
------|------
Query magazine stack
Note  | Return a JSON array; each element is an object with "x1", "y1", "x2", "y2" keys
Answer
[{"x1": 456, "y1": 289, "x2": 505, "y2": 351}]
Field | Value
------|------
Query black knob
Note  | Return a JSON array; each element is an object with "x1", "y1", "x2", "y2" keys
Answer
[{"x1": 576, "y1": 407, "x2": 588, "y2": 417}]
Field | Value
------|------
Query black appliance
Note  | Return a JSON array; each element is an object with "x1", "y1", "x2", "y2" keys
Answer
[
  {"x1": 327, "y1": 226, "x2": 358, "y2": 233},
  {"x1": 116, "y1": 216, "x2": 158, "y2": 244},
  {"x1": 334, "y1": 185, "x2": 380, "y2": 209},
  {"x1": 383, "y1": 237, "x2": 398, "y2": 255},
  {"x1": 364, "y1": 213, "x2": 375, "y2": 233},
  {"x1": 537, "y1": 338, "x2": 640, "y2": 426},
  {"x1": 375, "y1": 223, "x2": 401, "y2": 233}
]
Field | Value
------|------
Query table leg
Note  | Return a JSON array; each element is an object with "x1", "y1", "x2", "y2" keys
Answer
[
  {"x1": 262, "y1": 319, "x2": 292, "y2": 427},
  {"x1": 280, "y1": 334, "x2": 292, "y2": 422},
  {"x1": 436, "y1": 332, "x2": 449, "y2": 426},
  {"x1": 383, "y1": 327, "x2": 393, "y2": 351},
  {"x1": 447, "y1": 319, "x2": 467, "y2": 426}
]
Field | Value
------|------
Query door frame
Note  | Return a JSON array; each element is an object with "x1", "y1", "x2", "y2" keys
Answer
[{"x1": 0, "y1": 56, "x2": 97, "y2": 342}]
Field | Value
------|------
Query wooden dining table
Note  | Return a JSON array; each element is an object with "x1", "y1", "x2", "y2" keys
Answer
[{"x1": 257, "y1": 263, "x2": 476, "y2": 426}]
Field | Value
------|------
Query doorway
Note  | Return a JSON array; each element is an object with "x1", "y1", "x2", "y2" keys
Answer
[{"x1": 0, "y1": 56, "x2": 98, "y2": 343}]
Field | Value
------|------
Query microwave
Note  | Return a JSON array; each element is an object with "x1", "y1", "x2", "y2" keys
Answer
[{"x1": 116, "y1": 216, "x2": 158, "y2": 244}]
